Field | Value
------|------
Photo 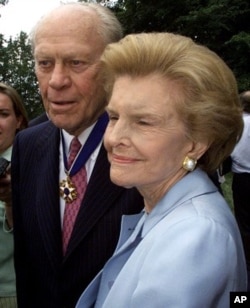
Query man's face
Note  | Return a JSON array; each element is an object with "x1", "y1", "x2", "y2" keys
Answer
[{"x1": 34, "y1": 7, "x2": 106, "y2": 135}]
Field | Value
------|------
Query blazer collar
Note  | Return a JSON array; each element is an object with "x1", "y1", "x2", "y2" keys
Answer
[{"x1": 141, "y1": 168, "x2": 217, "y2": 237}]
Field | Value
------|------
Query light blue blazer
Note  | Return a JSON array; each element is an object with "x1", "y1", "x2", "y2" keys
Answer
[{"x1": 76, "y1": 169, "x2": 247, "y2": 308}]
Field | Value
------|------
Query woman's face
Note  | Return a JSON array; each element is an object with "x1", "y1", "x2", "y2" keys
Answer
[
  {"x1": 104, "y1": 74, "x2": 195, "y2": 200},
  {"x1": 0, "y1": 93, "x2": 22, "y2": 153}
]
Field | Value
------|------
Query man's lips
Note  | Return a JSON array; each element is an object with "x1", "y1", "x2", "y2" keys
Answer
[
  {"x1": 49, "y1": 100, "x2": 77, "y2": 111},
  {"x1": 50, "y1": 100, "x2": 75, "y2": 105}
]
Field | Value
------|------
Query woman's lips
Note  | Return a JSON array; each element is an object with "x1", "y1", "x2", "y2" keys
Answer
[{"x1": 111, "y1": 153, "x2": 139, "y2": 164}]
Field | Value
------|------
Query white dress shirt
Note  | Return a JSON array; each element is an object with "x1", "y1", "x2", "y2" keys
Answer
[
  {"x1": 59, "y1": 122, "x2": 102, "y2": 226},
  {"x1": 231, "y1": 113, "x2": 250, "y2": 173}
]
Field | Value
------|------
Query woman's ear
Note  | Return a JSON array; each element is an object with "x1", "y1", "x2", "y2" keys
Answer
[
  {"x1": 16, "y1": 115, "x2": 23, "y2": 131},
  {"x1": 189, "y1": 141, "x2": 209, "y2": 160}
]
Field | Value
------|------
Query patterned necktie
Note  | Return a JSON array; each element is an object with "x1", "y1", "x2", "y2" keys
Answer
[{"x1": 62, "y1": 137, "x2": 87, "y2": 255}]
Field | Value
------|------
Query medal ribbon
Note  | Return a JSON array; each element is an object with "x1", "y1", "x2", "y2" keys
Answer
[{"x1": 61, "y1": 112, "x2": 109, "y2": 176}]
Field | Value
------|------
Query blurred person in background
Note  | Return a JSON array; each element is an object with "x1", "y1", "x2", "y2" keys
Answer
[
  {"x1": 231, "y1": 90, "x2": 250, "y2": 290},
  {"x1": 0, "y1": 82, "x2": 28, "y2": 308}
]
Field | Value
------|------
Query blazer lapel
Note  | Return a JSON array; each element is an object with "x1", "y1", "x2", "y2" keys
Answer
[
  {"x1": 95, "y1": 214, "x2": 145, "y2": 306},
  {"x1": 75, "y1": 212, "x2": 145, "y2": 308}
]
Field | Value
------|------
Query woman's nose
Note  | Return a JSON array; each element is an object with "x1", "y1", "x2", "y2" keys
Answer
[{"x1": 105, "y1": 120, "x2": 130, "y2": 147}]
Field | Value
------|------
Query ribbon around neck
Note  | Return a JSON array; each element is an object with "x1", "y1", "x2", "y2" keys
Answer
[{"x1": 61, "y1": 112, "x2": 109, "y2": 177}]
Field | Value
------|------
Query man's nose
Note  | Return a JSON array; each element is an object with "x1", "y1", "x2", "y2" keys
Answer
[{"x1": 48, "y1": 64, "x2": 71, "y2": 89}]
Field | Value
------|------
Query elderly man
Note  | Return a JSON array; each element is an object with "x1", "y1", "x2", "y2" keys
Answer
[{"x1": 9, "y1": 3, "x2": 143, "y2": 308}]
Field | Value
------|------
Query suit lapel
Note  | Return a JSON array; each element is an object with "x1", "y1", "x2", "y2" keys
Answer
[
  {"x1": 65, "y1": 144, "x2": 125, "y2": 258},
  {"x1": 35, "y1": 122, "x2": 63, "y2": 266}
]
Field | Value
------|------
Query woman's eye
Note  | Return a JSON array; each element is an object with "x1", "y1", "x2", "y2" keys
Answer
[
  {"x1": 0, "y1": 112, "x2": 9, "y2": 118},
  {"x1": 138, "y1": 120, "x2": 151, "y2": 126},
  {"x1": 109, "y1": 115, "x2": 118, "y2": 121}
]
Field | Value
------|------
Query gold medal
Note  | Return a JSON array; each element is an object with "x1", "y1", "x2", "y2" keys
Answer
[{"x1": 59, "y1": 176, "x2": 77, "y2": 203}]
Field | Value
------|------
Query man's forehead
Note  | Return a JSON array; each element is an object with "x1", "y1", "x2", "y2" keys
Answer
[
  {"x1": 42, "y1": 4, "x2": 97, "y2": 22},
  {"x1": 34, "y1": 5, "x2": 99, "y2": 39}
]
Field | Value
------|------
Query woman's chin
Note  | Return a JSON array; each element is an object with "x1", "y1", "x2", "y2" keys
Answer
[{"x1": 110, "y1": 176, "x2": 134, "y2": 189}]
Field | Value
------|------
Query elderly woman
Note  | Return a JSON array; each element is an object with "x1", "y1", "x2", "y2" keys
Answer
[{"x1": 77, "y1": 33, "x2": 247, "y2": 307}]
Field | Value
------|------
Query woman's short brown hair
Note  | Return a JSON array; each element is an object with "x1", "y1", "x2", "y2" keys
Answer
[{"x1": 101, "y1": 32, "x2": 243, "y2": 173}]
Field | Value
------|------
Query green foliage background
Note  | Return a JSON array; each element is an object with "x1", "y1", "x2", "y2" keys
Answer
[
  {"x1": 0, "y1": 32, "x2": 43, "y2": 120},
  {"x1": 0, "y1": 0, "x2": 249, "y2": 120},
  {"x1": 221, "y1": 173, "x2": 234, "y2": 211}
]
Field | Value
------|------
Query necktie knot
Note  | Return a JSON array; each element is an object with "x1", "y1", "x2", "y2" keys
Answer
[{"x1": 68, "y1": 137, "x2": 81, "y2": 168}]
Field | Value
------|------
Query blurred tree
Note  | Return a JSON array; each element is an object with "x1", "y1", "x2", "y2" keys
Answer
[
  {"x1": 0, "y1": 32, "x2": 42, "y2": 120},
  {"x1": 0, "y1": 0, "x2": 248, "y2": 119},
  {"x1": 176, "y1": 0, "x2": 250, "y2": 92},
  {"x1": 0, "y1": 0, "x2": 9, "y2": 18},
  {"x1": 0, "y1": 0, "x2": 9, "y2": 6},
  {"x1": 108, "y1": 0, "x2": 191, "y2": 33},
  {"x1": 224, "y1": 31, "x2": 250, "y2": 91},
  {"x1": 101, "y1": 0, "x2": 250, "y2": 91}
]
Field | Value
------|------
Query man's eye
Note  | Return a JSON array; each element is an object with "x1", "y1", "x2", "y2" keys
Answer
[
  {"x1": 69, "y1": 60, "x2": 90, "y2": 72},
  {"x1": 71, "y1": 60, "x2": 86, "y2": 67},
  {"x1": 37, "y1": 60, "x2": 52, "y2": 68},
  {"x1": 71, "y1": 60, "x2": 81, "y2": 65}
]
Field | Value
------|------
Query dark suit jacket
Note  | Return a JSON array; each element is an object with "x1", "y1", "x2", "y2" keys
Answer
[
  {"x1": 11, "y1": 120, "x2": 144, "y2": 308},
  {"x1": 28, "y1": 112, "x2": 49, "y2": 127}
]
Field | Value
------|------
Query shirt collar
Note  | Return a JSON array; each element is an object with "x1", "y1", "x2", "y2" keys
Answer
[
  {"x1": 0, "y1": 146, "x2": 12, "y2": 161},
  {"x1": 61, "y1": 121, "x2": 96, "y2": 155}
]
